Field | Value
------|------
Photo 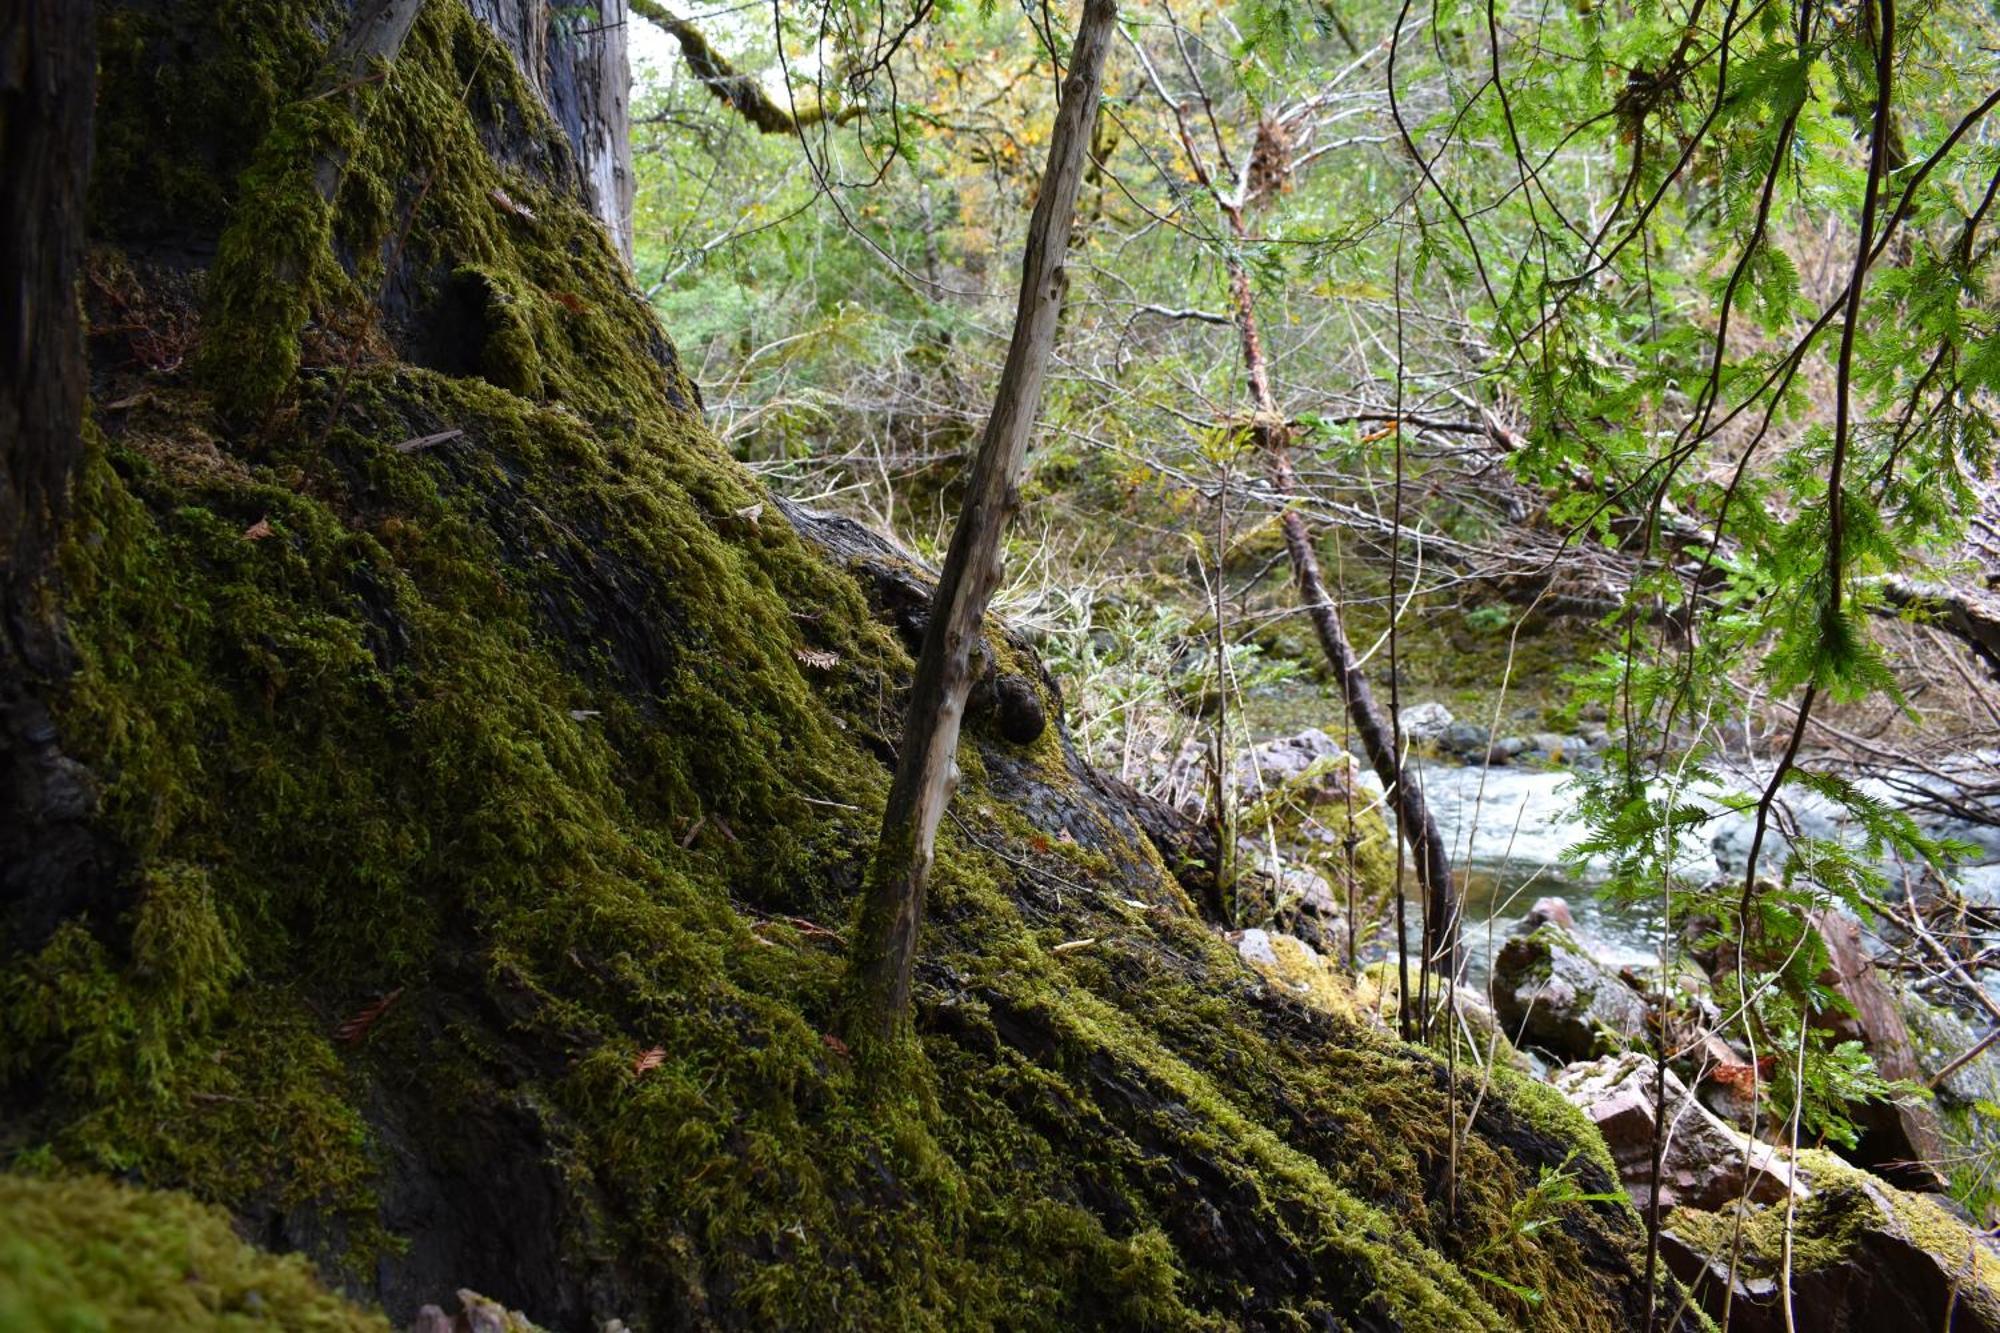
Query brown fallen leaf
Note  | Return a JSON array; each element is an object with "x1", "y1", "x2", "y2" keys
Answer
[
  {"x1": 735, "y1": 502, "x2": 764, "y2": 530},
  {"x1": 633, "y1": 1045, "x2": 666, "y2": 1076},
  {"x1": 242, "y1": 517, "x2": 274, "y2": 541},
  {"x1": 794, "y1": 648, "x2": 839, "y2": 670},
  {"x1": 822, "y1": 1033, "x2": 850, "y2": 1058},
  {"x1": 334, "y1": 987, "x2": 403, "y2": 1043}
]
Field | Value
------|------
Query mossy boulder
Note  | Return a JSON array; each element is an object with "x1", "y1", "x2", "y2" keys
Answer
[
  {"x1": 1662, "y1": 1150, "x2": 2000, "y2": 1332},
  {"x1": 1899, "y1": 987, "x2": 2000, "y2": 1222},
  {"x1": 0, "y1": 2, "x2": 1701, "y2": 1328},
  {"x1": 1235, "y1": 927, "x2": 1362, "y2": 1022},
  {"x1": 1492, "y1": 923, "x2": 1648, "y2": 1062}
]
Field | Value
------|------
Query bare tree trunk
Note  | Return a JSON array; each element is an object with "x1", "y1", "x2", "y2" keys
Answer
[
  {"x1": 845, "y1": 0, "x2": 1118, "y2": 1044},
  {"x1": 1221, "y1": 242, "x2": 1459, "y2": 978}
]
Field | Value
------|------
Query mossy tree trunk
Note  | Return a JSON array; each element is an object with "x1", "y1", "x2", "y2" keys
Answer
[
  {"x1": 0, "y1": 0, "x2": 97, "y2": 947},
  {"x1": 845, "y1": 0, "x2": 1118, "y2": 1045}
]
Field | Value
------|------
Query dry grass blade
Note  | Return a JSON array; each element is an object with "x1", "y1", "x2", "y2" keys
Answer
[{"x1": 393, "y1": 428, "x2": 464, "y2": 453}]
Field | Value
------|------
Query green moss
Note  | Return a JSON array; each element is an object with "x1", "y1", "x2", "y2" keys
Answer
[
  {"x1": 5, "y1": 1, "x2": 1687, "y2": 1326},
  {"x1": 1667, "y1": 1149, "x2": 2000, "y2": 1320},
  {"x1": 0, "y1": 1173, "x2": 387, "y2": 1332}
]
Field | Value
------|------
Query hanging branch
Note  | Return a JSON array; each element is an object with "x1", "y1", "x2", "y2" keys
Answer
[{"x1": 843, "y1": 0, "x2": 1119, "y2": 1046}]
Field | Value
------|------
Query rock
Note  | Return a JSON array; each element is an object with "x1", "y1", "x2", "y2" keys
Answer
[
  {"x1": 1516, "y1": 896, "x2": 1575, "y2": 933},
  {"x1": 1491, "y1": 735, "x2": 1529, "y2": 759},
  {"x1": 1491, "y1": 923, "x2": 1647, "y2": 1060},
  {"x1": 1268, "y1": 863, "x2": 1350, "y2": 954},
  {"x1": 1235, "y1": 929, "x2": 1359, "y2": 1021},
  {"x1": 1553, "y1": 1052, "x2": 1805, "y2": 1213},
  {"x1": 1160, "y1": 727, "x2": 1357, "y2": 815},
  {"x1": 1904, "y1": 991, "x2": 2000, "y2": 1109},
  {"x1": 405, "y1": 1291, "x2": 544, "y2": 1333},
  {"x1": 1401, "y1": 700, "x2": 1454, "y2": 743},
  {"x1": 1900, "y1": 988, "x2": 2000, "y2": 1220},
  {"x1": 1235, "y1": 728, "x2": 1352, "y2": 803},
  {"x1": 1661, "y1": 1149, "x2": 2000, "y2": 1332},
  {"x1": 1528, "y1": 732, "x2": 1570, "y2": 760},
  {"x1": 1438, "y1": 720, "x2": 1491, "y2": 756}
]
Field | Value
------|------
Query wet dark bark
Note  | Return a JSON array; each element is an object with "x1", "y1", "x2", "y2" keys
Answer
[{"x1": 0, "y1": 0, "x2": 102, "y2": 945}]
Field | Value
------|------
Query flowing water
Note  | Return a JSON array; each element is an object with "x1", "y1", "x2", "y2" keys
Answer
[
  {"x1": 1395, "y1": 764, "x2": 1661, "y2": 988},
  {"x1": 1378, "y1": 754, "x2": 2000, "y2": 989}
]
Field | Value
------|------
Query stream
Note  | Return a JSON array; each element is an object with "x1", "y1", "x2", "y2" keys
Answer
[{"x1": 1372, "y1": 755, "x2": 2000, "y2": 990}]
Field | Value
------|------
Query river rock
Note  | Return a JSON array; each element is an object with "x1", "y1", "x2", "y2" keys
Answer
[
  {"x1": 1661, "y1": 1149, "x2": 2000, "y2": 1333},
  {"x1": 408, "y1": 1291, "x2": 544, "y2": 1333},
  {"x1": 1401, "y1": 700, "x2": 1454, "y2": 743},
  {"x1": 1437, "y1": 721, "x2": 1491, "y2": 757},
  {"x1": 1491, "y1": 923, "x2": 1647, "y2": 1059},
  {"x1": 1515, "y1": 896, "x2": 1575, "y2": 933},
  {"x1": 1527, "y1": 732, "x2": 1572, "y2": 760},
  {"x1": 1240, "y1": 729, "x2": 1351, "y2": 801},
  {"x1": 1901, "y1": 988, "x2": 2000, "y2": 1220},
  {"x1": 1161, "y1": 728, "x2": 1357, "y2": 814},
  {"x1": 1553, "y1": 1052, "x2": 1805, "y2": 1212}
]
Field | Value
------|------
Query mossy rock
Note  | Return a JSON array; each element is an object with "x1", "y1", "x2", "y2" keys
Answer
[
  {"x1": 0, "y1": 2, "x2": 1701, "y2": 1328},
  {"x1": 1235, "y1": 928, "x2": 1363, "y2": 1021},
  {"x1": 1900, "y1": 986, "x2": 2000, "y2": 1222},
  {"x1": 1662, "y1": 1149, "x2": 2000, "y2": 1332},
  {"x1": 1491, "y1": 923, "x2": 1648, "y2": 1062}
]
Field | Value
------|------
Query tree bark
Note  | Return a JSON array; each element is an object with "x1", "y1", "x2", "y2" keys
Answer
[
  {"x1": 469, "y1": 0, "x2": 635, "y2": 258},
  {"x1": 846, "y1": 0, "x2": 1117, "y2": 1044},
  {"x1": 0, "y1": 0, "x2": 99, "y2": 941}
]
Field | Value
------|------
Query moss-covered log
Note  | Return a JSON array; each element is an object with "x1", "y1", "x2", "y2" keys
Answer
[{"x1": 0, "y1": 2, "x2": 1696, "y2": 1328}]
